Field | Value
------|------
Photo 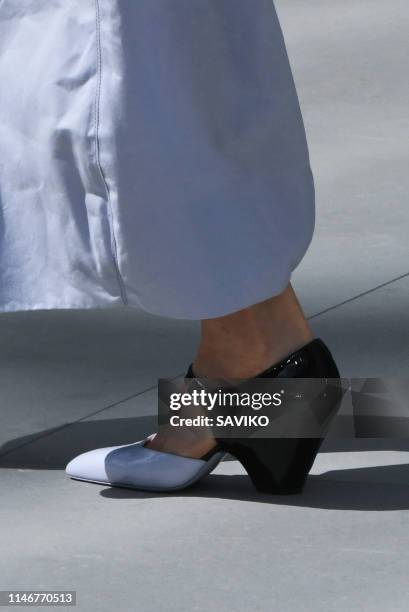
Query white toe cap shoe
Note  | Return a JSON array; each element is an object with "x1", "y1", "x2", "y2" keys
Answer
[{"x1": 65, "y1": 440, "x2": 224, "y2": 492}]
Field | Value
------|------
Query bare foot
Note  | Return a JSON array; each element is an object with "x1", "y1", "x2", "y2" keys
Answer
[
  {"x1": 144, "y1": 376, "x2": 217, "y2": 459},
  {"x1": 145, "y1": 426, "x2": 217, "y2": 459}
]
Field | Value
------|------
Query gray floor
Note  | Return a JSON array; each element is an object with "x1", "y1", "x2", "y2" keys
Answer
[{"x1": 1, "y1": 1, "x2": 409, "y2": 610}]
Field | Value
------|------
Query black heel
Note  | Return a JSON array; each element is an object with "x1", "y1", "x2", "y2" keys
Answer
[
  {"x1": 219, "y1": 438, "x2": 324, "y2": 494},
  {"x1": 186, "y1": 338, "x2": 342, "y2": 495}
]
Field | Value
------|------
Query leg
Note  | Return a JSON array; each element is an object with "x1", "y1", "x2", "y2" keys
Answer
[{"x1": 146, "y1": 283, "x2": 313, "y2": 457}]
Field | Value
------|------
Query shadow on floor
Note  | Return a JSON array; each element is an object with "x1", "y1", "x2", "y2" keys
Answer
[
  {"x1": 0, "y1": 416, "x2": 157, "y2": 469},
  {"x1": 2, "y1": 416, "x2": 409, "y2": 470},
  {"x1": 98, "y1": 465, "x2": 409, "y2": 512}
]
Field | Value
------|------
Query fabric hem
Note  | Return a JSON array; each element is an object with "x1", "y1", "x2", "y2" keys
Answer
[{"x1": 0, "y1": 270, "x2": 293, "y2": 320}]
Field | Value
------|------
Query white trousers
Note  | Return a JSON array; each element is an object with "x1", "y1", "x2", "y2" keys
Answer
[{"x1": 0, "y1": 0, "x2": 315, "y2": 319}]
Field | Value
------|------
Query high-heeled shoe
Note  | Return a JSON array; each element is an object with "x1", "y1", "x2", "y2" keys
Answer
[
  {"x1": 185, "y1": 337, "x2": 341, "y2": 494},
  {"x1": 66, "y1": 337, "x2": 340, "y2": 494}
]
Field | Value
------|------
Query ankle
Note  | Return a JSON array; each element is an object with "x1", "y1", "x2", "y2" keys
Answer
[
  {"x1": 193, "y1": 284, "x2": 313, "y2": 379},
  {"x1": 193, "y1": 330, "x2": 314, "y2": 379}
]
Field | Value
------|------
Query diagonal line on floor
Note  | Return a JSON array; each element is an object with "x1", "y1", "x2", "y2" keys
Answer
[
  {"x1": 308, "y1": 271, "x2": 409, "y2": 320},
  {"x1": 0, "y1": 375, "x2": 181, "y2": 461}
]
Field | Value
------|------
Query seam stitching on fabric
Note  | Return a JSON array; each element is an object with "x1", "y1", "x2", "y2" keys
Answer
[{"x1": 94, "y1": 0, "x2": 128, "y2": 305}]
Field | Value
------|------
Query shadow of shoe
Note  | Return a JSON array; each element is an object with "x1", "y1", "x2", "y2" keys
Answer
[{"x1": 99, "y1": 463, "x2": 409, "y2": 511}]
